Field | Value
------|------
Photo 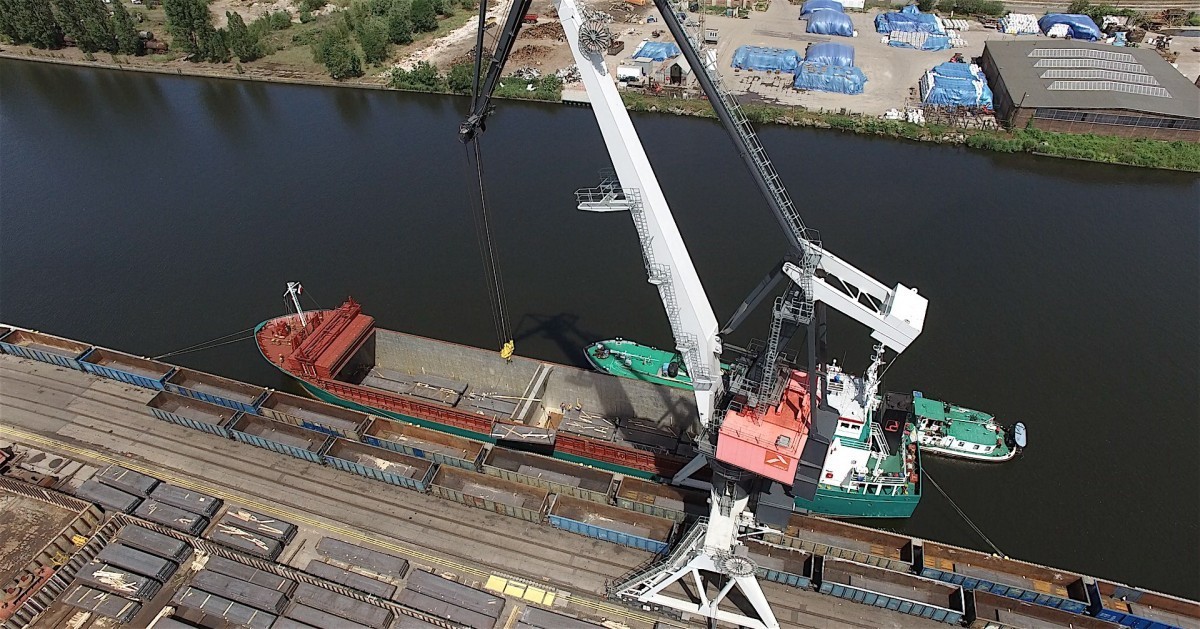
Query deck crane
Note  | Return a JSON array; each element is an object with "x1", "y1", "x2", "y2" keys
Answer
[{"x1": 459, "y1": 1, "x2": 927, "y2": 627}]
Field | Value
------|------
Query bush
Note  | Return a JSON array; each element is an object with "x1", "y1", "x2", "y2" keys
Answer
[
  {"x1": 937, "y1": 0, "x2": 1004, "y2": 16},
  {"x1": 299, "y1": 10, "x2": 316, "y2": 23},
  {"x1": 356, "y1": 16, "x2": 390, "y2": 64},
  {"x1": 299, "y1": 0, "x2": 327, "y2": 12},
  {"x1": 387, "y1": 3, "x2": 413, "y2": 43},
  {"x1": 410, "y1": 0, "x2": 437, "y2": 31},
  {"x1": 389, "y1": 60, "x2": 444, "y2": 90},
  {"x1": 313, "y1": 27, "x2": 363, "y2": 78}
]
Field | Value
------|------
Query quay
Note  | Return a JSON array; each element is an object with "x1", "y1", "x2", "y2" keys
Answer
[{"x1": 0, "y1": 325, "x2": 1197, "y2": 629}]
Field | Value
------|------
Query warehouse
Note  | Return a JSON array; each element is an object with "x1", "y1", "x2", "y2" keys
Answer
[{"x1": 980, "y1": 40, "x2": 1200, "y2": 141}]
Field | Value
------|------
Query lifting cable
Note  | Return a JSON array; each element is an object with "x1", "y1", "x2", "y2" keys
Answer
[
  {"x1": 153, "y1": 327, "x2": 257, "y2": 360},
  {"x1": 463, "y1": 137, "x2": 514, "y2": 359},
  {"x1": 925, "y1": 471, "x2": 1007, "y2": 558}
]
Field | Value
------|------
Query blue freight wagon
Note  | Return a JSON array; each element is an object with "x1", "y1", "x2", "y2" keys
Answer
[
  {"x1": 483, "y1": 448, "x2": 614, "y2": 504},
  {"x1": 819, "y1": 557, "x2": 965, "y2": 624},
  {"x1": 147, "y1": 391, "x2": 240, "y2": 438},
  {"x1": 362, "y1": 415, "x2": 487, "y2": 470},
  {"x1": 0, "y1": 329, "x2": 91, "y2": 371},
  {"x1": 429, "y1": 465, "x2": 548, "y2": 523},
  {"x1": 548, "y1": 494, "x2": 675, "y2": 554},
  {"x1": 322, "y1": 438, "x2": 436, "y2": 492},
  {"x1": 80, "y1": 348, "x2": 175, "y2": 390},
  {"x1": 257, "y1": 390, "x2": 369, "y2": 439},
  {"x1": 747, "y1": 540, "x2": 814, "y2": 589},
  {"x1": 164, "y1": 367, "x2": 268, "y2": 413},
  {"x1": 227, "y1": 413, "x2": 333, "y2": 463},
  {"x1": 919, "y1": 541, "x2": 1090, "y2": 614},
  {"x1": 974, "y1": 590, "x2": 1120, "y2": 629},
  {"x1": 1087, "y1": 579, "x2": 1200, "y2": 629}
]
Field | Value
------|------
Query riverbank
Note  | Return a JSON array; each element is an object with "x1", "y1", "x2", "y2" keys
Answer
[{"x1": 3, "y1": 49, "x2": 1198, "y2": 172}]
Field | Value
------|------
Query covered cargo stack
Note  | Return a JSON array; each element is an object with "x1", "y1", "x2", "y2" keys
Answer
[
  {"x1": 134, "y1": 499, "x2": 209, "y2": 536},
  {"x1": 998, "y1": 13, "x2": 1039, "y2": 35},
  {"x1": 807, "y1": 9, "x2": 855, "y2": 37},
  {"x1": 291, "y1": 582, "x2": 394, "y2": 628},
  {"x1": 732, "y1": 46, "x2": 802, "y2": 73},
  {"x1": 875, "y1": 5, "x2": 943, "y2": 34},
  {"x1": 114, "y1": 525, "x2": 192, "y2": 562},
  {"x1": 630, "y1": 41, "x2": 680, "y2": 61},
  {"x1": 306, "y1": 560, "x2": 398, "y2": 599},
  {"x1": 805, "y1": 42, "x2": 855, "y2": 67},
  {"x1": 286, "y1": 604, "x2": 374, "y2": 629},
  {"x1": 920, "y1": 62, "x2": 993, "y2": 109},
  {"x1": 203, "y1": 555, "x2": 297, "y2": 594},
  {"x1": 61, "y1": 584, "x2": 142, "y2": 623},
  {"x1": 800, "y1": 0, "x2": 842, "y2": 14},
  {"x1": 164, "y1": 367, "x2": 268, "y2": 413},
  {"x1": 1038, "y1": 14, "x2": 1101, "y2": 40},
  {"x1": 0, "y1": 329, "x2": 91, "y2": 370},
  {"x1": 549, "y1": 494, "x2": 676, "y2": 553},
  {"x1": 80, "y1": 348, "x2": 174, "y2": 389},
  {"x1": 75, "y1": 478, "x2": 141, "y2": 514},
  {"x1": 96, "y1": 465, "x2": 159, "y2": 498},
  {"x1": 888, "y1": 31, "x2": 953, "y2": 51},
  {"x1": 217, "y1": 508, "x2": 298, "y2": 544},
  {"x1": 315, "y1": 537, "x2": 409, "y2": 581},
  {"x1": 208, "y1": 521, "x2": 284, "y2": 560},
  {"x1": 793, "y1": 63, "x2": 867, "y2": 94},
  {"x1": 149, "y1": 483, "x2": 223, "y2": 518},
  {"x1": 147, "y1": 391, "x2": 240, "y2": 437},
  {"x1": 399, "y1": 570, "x2": 503, "y2": 629},
  {"x1": 75, "y1": 561, "x2": 162, "y2": 600},
  {"x1": 518, "y1": 607, "x2": 604, "y2": 629},
  {"x1": 173, "y1": 586, "x2": 276, "y2": 629},
  {"x1": 189, "y1": 569, "x2": 289, "y2": 614},
  {"x1": 94, "y1": 543, "x2": 178, "y2": 582}
]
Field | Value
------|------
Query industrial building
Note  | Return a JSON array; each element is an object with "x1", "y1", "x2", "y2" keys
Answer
[{"x1": 980, "y1": 40, "x2": 1200, "y2": 141}]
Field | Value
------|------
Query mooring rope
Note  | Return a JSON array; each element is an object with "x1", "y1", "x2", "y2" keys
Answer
[
  {"x1": 153, "y1": 327, "x2": 256, "y2": 360},
  {"x1": 925, "y1": 471, "x2": 1007, "y2": 558}
]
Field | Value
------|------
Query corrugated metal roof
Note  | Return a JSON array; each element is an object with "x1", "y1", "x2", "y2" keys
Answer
[{"x1": 985, "y1": 40, "x2": 1200, "y2": 118}]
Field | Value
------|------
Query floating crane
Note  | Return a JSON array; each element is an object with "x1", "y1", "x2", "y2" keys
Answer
[{"x1": 460, "y1": 2, "x2": 927, "y2": 627}]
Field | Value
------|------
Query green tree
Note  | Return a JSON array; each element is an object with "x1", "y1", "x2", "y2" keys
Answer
[
  {"x1": 357, "y1": 16, "x2": 390, "y2": 64},
  {"x1": 389, "y1": 59, "x2": 443, "y2": 90},
  {"x1": 0, "y1": 0, "x2": 64, "y2": 48},
  {"x1": 312, "y1": 27, "x2": 363, "y2": 79},
  {"x1": 225, "y1": 11, "x2": 263, "y2": 61},
  {"x1": 163, "y1": 0, "x2": 227, "y2": 60},
  {"x1": 459, "y1": 0, "x2": 475, "y2": 10},
  {"x1": 52, "y1": 0, "x2": 116, "y2": 53},
  {"x1": 386, "y1": 1, "x2": 413, "y2": 43},
  {"x1": 110, "y1": 0, "x2": 143, "y2": 54},
  {"x1": 410, "y1": 0, "x2": 437, "y2": 32},
  {"x1": 447, "y1": 60, "x2": 474, "y2": 93}
]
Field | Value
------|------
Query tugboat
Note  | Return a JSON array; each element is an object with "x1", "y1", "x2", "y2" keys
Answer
[
  {"x1": 585, "y1": 338, "x2": 728, "y2": 390},
  {"x1": 909, "y1": 394, "x2": 1026, "y2": 462}
]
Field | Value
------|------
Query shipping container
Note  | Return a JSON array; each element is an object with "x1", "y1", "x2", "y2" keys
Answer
[
  {"x1": 306, "y1": 560, "x2": 397, "y2": 599},
  {"x1": 973, "y1": 590, "x2": 1119, "y2": 629},
  {"x1": 95, "y1": 542, "x2": 177, "y2": 582},
  {"x1": 314, "y1": 537, "x2": 409, "y2": 581},
  {"x1": 0, "y1": 329, "x2": 91, "y2": 370},
  {"x1": 257, "y1": 390, "x2": 369, "y2": 438},
  {"x1": 919, "y1": 541, "x2": 1090, "y2": 614},
  {"x1": 147, "y1": 483, "x2": 221, "y2": 518},
  {"x1": 203, "y1": 555, "x2": 296, "y2": 594},
  {"x1": 80, "y1": 348, "x2": 174, "y2": 389},
  {"x1": 765, "y1": 514, "x2": 913, "y2": 573},
  {"x1": 207, "y1": 522, "x2": 283, "y2": 560},
  {"x1": 291, "y1": 583, "x2": 394, "y2": 628},
  {"x1": 147, "y1": 391, "x2": 240, "y2": 438},
  {"x1": 518, "y1": 606, "x2": 604, "y2": 629},
  {"x1": 228, "y1": 413, "x2": 332, "y2": 463},
  {"x1": 164, "y1": 367, "x2": 269, "y2": 413},
  {"x1": 96, "y1": 465, "x2": 160, "y2": 497},
  {"x1": 61, "y1": 583, "x2": 142, "y2": 623},
  {"x1": 322, "y1": 438, "x2": 436, "y2": 492},
  {"x1": 75, "y1": 478, "x2": 142, "y2": 514},
  {"x1": 614, "y1": 476, "x2": 707, "y2": 523},
  {"x1": 114, "y1": 525, "x2": 191, "y2": 562},
  {"x1": 1087, "y1": 579, "x2": 1200, "y2": 629},
  {"x1": 483, "y1": 448, "x2": 614, "y2": 503},
  {"x1": 548, "y1": 494, "x2": 675, "y2": 554},
  {"x1": 747, "y1": 540, "x2": 813, "y2": 589},
  {"x1": 820, "y1": 557, "x2": 965, "y2": 624},
  {"x1": 172, "y1": 586, "x2": 276, "y2": 629},
  {"x1": 362, "y1": 416, "x2": 486, "y2": 470},
  {"x1": 429, "y1": 466, "x2": 549, "y2": 523},
  {"x1": 134, "y1": 499, "x2": 209, "y2": 536},
  {"x1": 405, "y1": 570, "x2": 503, "y2": 619},
  {"x1": 286, "y1": 603, "x2": 373, "y2": 629},
  {"x1": 396, "y1": 589, "x2": 495, "y2": 629},
  {"x1": 217, "y1": 508, "x2": 297, "y2": 543},
  {"x1": 76, "y1": 560, "x2": 163, "y2": 600},
  {"x1": 189, "y1": 569, "x2": 289, "y2": 614}
]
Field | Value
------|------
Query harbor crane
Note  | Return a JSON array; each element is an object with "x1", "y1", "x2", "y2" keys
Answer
[{"x1": 460, "y1": 1, "x2": 927, "y2": 627}]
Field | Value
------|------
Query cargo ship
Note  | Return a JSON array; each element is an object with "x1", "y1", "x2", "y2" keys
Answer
[
  {"x1": 257, "y1": 294, "x2": 920, "y2": 518},
  {"x1": 589, "y1": 338, "x2": 1023, "y2": 464}
]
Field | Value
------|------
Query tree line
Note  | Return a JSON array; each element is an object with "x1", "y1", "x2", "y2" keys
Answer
[
  {"x1": 162, "y1": 0, "x2": 290, "y2": 63},
  {"x1": 0, "y1": 0, "x2": 142, "y2": 54},
  {"x1": 311, "y1": 0, "x2": 473, "y2": 80}
]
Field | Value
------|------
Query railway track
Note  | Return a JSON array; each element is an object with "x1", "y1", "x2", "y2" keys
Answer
[{"x1": 0, "y1": 358, "x2": 942, "y2": 629}]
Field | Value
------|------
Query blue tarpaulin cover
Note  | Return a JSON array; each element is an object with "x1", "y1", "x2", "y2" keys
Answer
[
  {"x1": 1038, "y1": 13, "x2": 1102, "y2": 40},
  {"x1": 804, "y1": 42, "x2": 855, "y2": 67},
  {"x1": 631, "y1": 41, "x2": 681, "y2": 61},
  {"x1": 875, "y1": 5, "x2": 943, "y2": 34},
  {"x1": 793, "y1": 63, "x2": 867, "y2": 94},
  {"x1": 731, "y1": 45, "x2": 802, "y2": 72},
  {"x1": 922, "y1": 62, "x2": 993, "y2": 107},
  {"x1": 800, "y1": 0, "x2": 843, "y2": 14},
  {"x1": 807, "y1": 10, "x2": 855, "y2": 36}
]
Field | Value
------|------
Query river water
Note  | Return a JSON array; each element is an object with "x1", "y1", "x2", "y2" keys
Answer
[{"x1": 2, "y1": 59, "x2": 1197, "y2": 598}]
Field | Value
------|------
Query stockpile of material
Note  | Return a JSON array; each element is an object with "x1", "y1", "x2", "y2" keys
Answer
[
  {"x1": 794, "y1": 42, "x2": 866, "y2": 94},
  {"x1": 631, "y1": 41, "x2": 680, "y2": 61},
  {"x1": 875, "y1": 5, "x2": 943, "y2": 34},
  {"x1": 732, "y1": 45, "x2": 802, "y2": 73},
  {"x1": 997, "y1": 13, "x2": 1038, "y2": 35},
  {"x1": 919, "y1": 62, "x2": 993, "y2": 108},
  {"x1": 802, "y1": 0, "x2": 855, "y2": 37},
  {"x1": 800, "y1": 0, "x2": 843, "y2": 14},
  {"x1": 1038, "y1": 13, "x2": 1101, "y2": 40},
  {"x1": 888, "y1": 30, "x2": 953, "y2": 50}
]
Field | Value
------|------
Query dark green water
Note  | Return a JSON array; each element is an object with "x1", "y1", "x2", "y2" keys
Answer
[{"x1": 2, "y1": 58, "x2": 1197, "y2": 598}]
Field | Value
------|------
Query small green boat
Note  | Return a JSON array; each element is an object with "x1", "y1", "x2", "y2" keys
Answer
[
  {"x1": 585, "y1": 338, "x2": 708, "y2": 390},
  {"x1": 910, "y1": 394, "x2": 1026, "y2": 462}
]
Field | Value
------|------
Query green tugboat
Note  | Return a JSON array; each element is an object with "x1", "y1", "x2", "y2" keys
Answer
[{"x1": 585, "y1": 338, "x2": 721, "y2": 390}]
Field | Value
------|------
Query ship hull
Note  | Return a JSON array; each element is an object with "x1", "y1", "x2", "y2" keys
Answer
[{"x1": 794, "y1": 486, "x2": 920, "y2": 519}]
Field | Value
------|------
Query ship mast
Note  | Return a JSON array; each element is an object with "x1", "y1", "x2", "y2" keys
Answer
[{"x1": 285, "y1": 282, "x2": 309, "y2": 327}]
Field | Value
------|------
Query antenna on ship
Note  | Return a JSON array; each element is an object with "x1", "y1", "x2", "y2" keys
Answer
[{"x1": 285, "y1": 282, "x2": 309, "y2": 327}]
